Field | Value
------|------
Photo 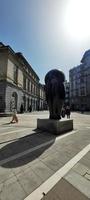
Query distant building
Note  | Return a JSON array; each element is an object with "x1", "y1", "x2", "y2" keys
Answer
[
  {"x1": 64, "y1": 81, "x2": 70, "y2": 106},
  {"x1": 0, "y1": 42, "x2": 46, "y2": 113},
  {"x1": 69, "y1": 50, "x2": 90, "y2": 111}
]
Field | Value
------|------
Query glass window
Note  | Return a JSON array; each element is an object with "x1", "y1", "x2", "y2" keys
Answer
[
  {"x1": 13, "y1": 65, "x2": 18, "y2": 84},
  {"x1": 23, "y1": 76, "x2": 26, "y2": 90},
  {"x1": 28, "y1": 80, "x2": 30, "y2": 91},
  {"x1": 80, "y1": 87, "x2": 86, "y2": 96}
]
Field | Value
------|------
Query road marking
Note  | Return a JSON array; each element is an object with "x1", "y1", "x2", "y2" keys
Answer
[
  {"x1": 0, "y1": 127, "x2": 31, "y2": 136},
  {"x1": 24, "y1": 144, "x2": 90, "y2": 200},
  {"x1": 0, "y1": 130, "x2": 77, "y2": 166}
]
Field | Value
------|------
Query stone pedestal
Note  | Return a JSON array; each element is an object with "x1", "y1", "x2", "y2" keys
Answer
[{"x1": 37, "y1": 119, "x2": 73, "y2": 135}]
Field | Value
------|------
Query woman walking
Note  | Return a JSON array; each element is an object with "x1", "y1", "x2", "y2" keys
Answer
[{"x1": 10, "y1": 98, "x2": 18, "y2": 123}]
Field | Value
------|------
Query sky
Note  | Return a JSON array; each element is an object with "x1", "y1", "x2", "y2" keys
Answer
[{"x1": 0, "y1": 0, "x2": 90, "y2": 83}]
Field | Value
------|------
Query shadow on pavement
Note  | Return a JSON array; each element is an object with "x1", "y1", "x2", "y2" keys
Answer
[
  {"x1": 0, "y1": 129, "x2": 56, "y2": 168},
  {"x1": 2, "y1": 122, "x2": 12, "y2": 125}
]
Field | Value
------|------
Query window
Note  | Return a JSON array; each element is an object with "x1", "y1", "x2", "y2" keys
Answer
[
  {"x1": 31, "y1": 83, "x2": 32, "y2": 93},
  {"x1": 23, "y1": 76, "x2": 26, "y2": 90},
  {"x1": 80, "y1": 87, "x2": 86, "y2": 96},
  {"x1": 13, "y1": 65, "x2": 18, "y2": 84},
  {"x1": 28, "y1": 80, "x2": 30, "y2": 91},
  {"x1": 80, "y1": 76, "x2": 84, "y2": 83}
]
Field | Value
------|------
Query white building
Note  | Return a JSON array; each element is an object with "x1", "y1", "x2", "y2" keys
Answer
[{"x1": 0, "y1": 42, "x2": 46, "y2": 113}]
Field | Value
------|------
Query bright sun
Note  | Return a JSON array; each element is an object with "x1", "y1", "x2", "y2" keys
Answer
[{"x1": 63, "y1": 0, "x2": 90, "y2": 41}]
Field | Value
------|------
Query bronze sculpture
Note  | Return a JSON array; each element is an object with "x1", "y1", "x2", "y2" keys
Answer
[{"x1": 45, "y1": 69, "x2": 65, "y2": 120}]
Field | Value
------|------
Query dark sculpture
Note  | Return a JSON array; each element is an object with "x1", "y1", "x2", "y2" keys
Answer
[{"x1": 45, "y1": 69, "x2": 65, "y2": 120}]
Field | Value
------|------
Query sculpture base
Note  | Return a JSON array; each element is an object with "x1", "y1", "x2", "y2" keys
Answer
[{"x1": 37, "y1": 119, "x2": 73, "y2": 135}]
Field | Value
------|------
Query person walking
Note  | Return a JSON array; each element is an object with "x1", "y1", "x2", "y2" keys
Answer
[
  {"x1": 20, "y1": 104, "x2": 24, "y2": 113},
  {"x1": 29, "y1": 105, "x2": 32, "y2": 112},
  {"x1": 61, "y1": 107, "x2": 66, "y2": 118},
  {"x1": 10, "y1": 98, "x2": 18, "y2": 123},
  {"x1": 66, "y1": 105, "x2": 71, "y2": 119}
]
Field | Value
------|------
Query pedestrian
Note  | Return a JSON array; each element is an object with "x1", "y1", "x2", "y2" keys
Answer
[
  {"x1": 66, "y1": 105, "x2": 71, "y2": 119},
  {"x1": 29, "y1": 105, "x2": 32, "y2": 112},
  {"x1": 20, "y1": 104, "x2": 24, "y2": 113},
  {"x1": 10, "y1": 98, "x2": 18, "y2": 123},
  {"x1": 61, "y1": 107, "x2": 65, "y2": 118}
]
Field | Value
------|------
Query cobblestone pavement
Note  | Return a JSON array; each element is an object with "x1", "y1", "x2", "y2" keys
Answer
[{"x1": 0, "y1": 111, "x2": 90, "y2": 200}]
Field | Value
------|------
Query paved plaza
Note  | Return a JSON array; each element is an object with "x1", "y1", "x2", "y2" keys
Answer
[{"x1": 0, "y1": 111, "x2": 90, "y2": 200}]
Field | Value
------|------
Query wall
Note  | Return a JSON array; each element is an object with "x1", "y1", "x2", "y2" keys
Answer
[
  {"x1": 0, "y1": 82, "x2": 6, "y2": 112},
  {"x1": 5, "y1": 84, "x2": 23, "y2": 113},
  {"x1": 18, "y1": 69, "x2": 23, "y2": 88},
  {"x1": 0, "y1": 51, "x2": 7, "y2": 79},
  {"x1": 7, "y1": 59, "x2": 14, "y2": 83}
]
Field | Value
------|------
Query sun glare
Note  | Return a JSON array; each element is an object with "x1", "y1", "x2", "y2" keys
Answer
[{"x1": 63, "y1": 0, "x2": 90, "y2": 41}]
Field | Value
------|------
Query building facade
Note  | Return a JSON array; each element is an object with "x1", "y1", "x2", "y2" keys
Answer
[
  {"x1": 69, "y1": 50, "x2": 90, "y2": 111},
  {"x1": 39, "y1": 83, "x2": 47, "y2": 110},
  {"x1": 0, "y1": 42, "x2": 45, "y2": 113}
]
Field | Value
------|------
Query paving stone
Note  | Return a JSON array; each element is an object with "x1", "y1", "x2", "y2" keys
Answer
[
  {"x1": 12, "y1": 165, "x2": 27, "y2": 175},
  {"x1": 0, "y1": 112, "x2": 90, "y2": 200},
  {"x1": 16, "y1": 168, "x2": 43, "y2": 195},
  {"x1": 42, "y1": 178, "x2": 88, "y2": 200},
  {"x1": 30, "y1": 160, "x2": 54, "y2": 181},
  {"x1": 9, "y1": 156, "x2": 36, "y2": 175},
  {"x1": 64, "y1": 170, "x2": 90, "y2": 198},
  {"x1": 37, "y1": 146, "x2": 57, "y2": 160},
  {"x1": 53, "y1": 151, "x2": 72, "y2": 164},
  {"x1": 0, "y1": 176, "x2": 26, "y2": 200},
  {"x1": 0, "y1": 166, "x2": 14, "y2": 184},
  {"x1": 73, "y1": 162, "x2": 89, "y2": 176},
  {"x1": 40, "y1": 154, "x2": 64, "y2": 171},
  {"x1": 80, "y1": 152, "x2": 90, "y2": 169}
]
